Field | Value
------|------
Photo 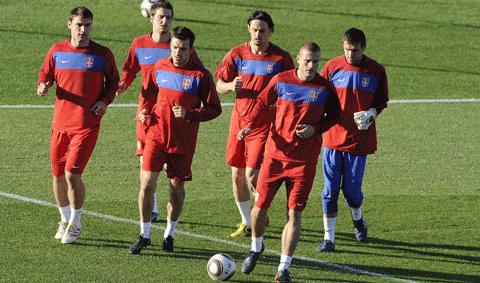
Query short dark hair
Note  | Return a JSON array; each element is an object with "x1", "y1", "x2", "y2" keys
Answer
[
  {"x1": 171, "y1": 26, "x2": 195, "y2": 48},
  {"x1": 151, "y1": 0, "x2": 174, "y2": 17},
  {"x1": 343, "y1": 27, "x2": 366, "y2": 48},
  {"x1": 299, "y1": 42, "x2": 321, "y2": 54},
  {"x1": 247, "y1": 10, "x2": 274, "y2": 32},
  {"x1": 68, "y1": 6, "x2": 93, "y2": 21}
]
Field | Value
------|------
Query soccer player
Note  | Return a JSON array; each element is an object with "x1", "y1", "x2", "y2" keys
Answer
[
  {"x1": 128, "y1": 26, "x2": 222, "y2": 254},
  {"x1": 239, "y1": 42, "x2": 340, "y2": 282},
  {"x1": 316, "y1": 28, "x2": 389, "y2": 253},
  {"x1": 37, "y1": 7, "x2": 119, "y2": 244},
  {"x1": 116, "y1": 0, "x2": 202, "y2": 223},
  {"x1": 215, "y1": 10, "x2": 294, "y2": 238}
]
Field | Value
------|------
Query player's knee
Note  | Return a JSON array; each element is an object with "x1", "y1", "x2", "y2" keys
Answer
[
  {"x1": 322, "y1": 198, "x2": 338, "y2": 214},
  {"x1": 287, "y1": 210, "x2": 302, "y2": 223},
  {"x1": 344, "y1": 190, "x2": 364, "y2": 208},
  {"x1": 140, "y1": 178, "x2": 156, "y2": 194},
  {"x1": 345, "y1": 195, "x2": 363, "y2": 209},
  {"x1": 65, "y1": 172, "x2": 83, "y2": 187},
  {"x1": 322, "y1": 190, "x2": 339, "y2": 214},
  {"x1": 232, "y1": 166, "x2": 245, "y2": 177}
]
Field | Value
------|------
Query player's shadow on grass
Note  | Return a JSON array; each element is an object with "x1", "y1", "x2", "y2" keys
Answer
[
  {"x1": 341, "y1": 235, "x2": 480, "y2": 264},
  {"x1": 75, "y1": 237, "x2": 134, "y2": 249},
  {"x1": 348, "y1": 263, "x2": 480, "y2": 283}
]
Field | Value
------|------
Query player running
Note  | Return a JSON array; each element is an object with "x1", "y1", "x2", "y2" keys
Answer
[
  {"x1": 37, "y1": 6, "x2": 119, "y2": 244},
  {"x1": 316, "y1": 28, "x2": 389, "y2": 253},
  {"x1": 116, "y1": 0, "x2": 202, "y2": 222},
  {"x1": 239, "y1": 42, "x2": 340, "y2": 282},
  {"x1": 128, "y1": 26, "x2": 222, "y2": 255},
  {"x1": 215, "y1": 10, "x2": 294, "y2": 238}
]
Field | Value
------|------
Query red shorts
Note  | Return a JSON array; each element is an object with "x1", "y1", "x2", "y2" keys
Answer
[
  {"x1": 255, "y1": 157, "x2": 317, "y2": 211},
  {"x1": 226, "y1": 111, "x2": 268, "y2": 169},
  {"x1": 135, "y1": 119, "x2": 149, "y2": 156},
  {"x1": 50, "y1": 127, "x2": 100, "y2": 176},
  {"x1": 142, "y1": 131, "x2": 193, "y2": 182}
]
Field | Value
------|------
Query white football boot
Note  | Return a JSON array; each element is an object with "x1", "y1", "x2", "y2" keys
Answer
[
  {"x1": 61, "y1": 224, "x2": 82, "y2": 244},
  {"x1": 54, "y1": 222, "x2": 68, "y2": 240}
]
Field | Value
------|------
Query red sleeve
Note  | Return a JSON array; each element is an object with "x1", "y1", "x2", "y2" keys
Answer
[
  {"x1": 245, "y1": 76, "x2": 279, "y2": 128},
  {"x1": 372, "y1": 66, "x2": 389, "y2": 115},
  {"x1": 37, "y1": 45, "x2": 55, "y2": 87},
  {"x1": 190, "y1": 49, "x2": 204, "y2": 68},
  {"x1": 141, "y1": 68, "x2": 158, "y2": 113},
  {"x1": 214, "y1": 49, "x2": 237, "y2": 82},
  {"x1": 320, "y1": 62, "x2": 330, "y2": 79},
  {"x1": 120, "y1": 41, "x2": 140, "y2": 87},
  {"x1": 314, "y1": 82, "x2": 341, "y2": 134},
  {"x1": 99, "y1": 49, "x2": 120, "y2": 105},
  {"x1": 185, "y1": 71, "x2": 222, "y2": 122}
]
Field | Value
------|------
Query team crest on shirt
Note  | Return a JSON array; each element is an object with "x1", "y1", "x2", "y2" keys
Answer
[
  {"x1": 309, "y1": 90, "x2": 319, "y2": 102},
  {"x1": 265, "y1": 64, "x2": 274, "y2": 74},
  {"x1": 182, "y1": 78, "x2": 192, "y2": 90},
  {"x1": 85, "y1": 57, "x2": 94, "y2": 68},
  {"x1": 361, "y1": 77, "x2": 370, "y2": 88}
]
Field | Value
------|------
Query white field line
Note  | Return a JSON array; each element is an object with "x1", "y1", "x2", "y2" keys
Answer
[
  {"x1": 0, "y1": 191, "x2": 415, "y2": 283},
  {"x1": 0, "y1": 98, "x2": 479, "y2": 109}
]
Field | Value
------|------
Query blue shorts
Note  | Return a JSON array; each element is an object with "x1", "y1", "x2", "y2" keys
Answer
[{"x1": 322, "y1": 147, "x2": 367, "y2": 214}]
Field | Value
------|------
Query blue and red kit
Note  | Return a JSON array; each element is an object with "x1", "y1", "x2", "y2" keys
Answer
[
  {"x1": 246, "y1": 69, "x2": 340, "y2": 211},
  {"x1": 141, "y1": 58, "x2": 221, "y2": 176},
  {"x1": 215, "y1": 42, "x2": 294, "y2": 168},
  {"x1": 120, "y1": 33, "x2": 202, "y2": 155},
  {"x1": 246, "y1": 69, "x2": 340, "y2": 164},
  {"x1": 38, "y1": 39, "x2": 119, "y2": 175},
  {"x1": 38, "y1": 39, "x2": 119, "y2": 132},
  {"x1": 321, "y1": 55, "x2": 389, "y2": 155}
]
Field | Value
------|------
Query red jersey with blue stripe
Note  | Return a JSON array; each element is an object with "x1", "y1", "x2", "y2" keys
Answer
[
  {"x1": 120, "y1": 33, "x2": 202, "y2": 111},
  {"x1": 38, "y1": 39, "x2": 119, "y2": 132},
  {"x1": 246, "y1": 70, "x2": 340, "y2": 164},
  {"x1": 321, "y1": 55, "x2": 389, "y2": 155},
  {"x1": 142, "y1": 58, "x2": 222, "y2": 155},
  {"x1": 214, "y1": 42, "x2": 294, "y2": 133}
]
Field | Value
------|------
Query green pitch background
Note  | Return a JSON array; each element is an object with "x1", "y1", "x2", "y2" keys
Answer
[{"x1": 0, "y1": 0, "x2": 479, "y2": 282}]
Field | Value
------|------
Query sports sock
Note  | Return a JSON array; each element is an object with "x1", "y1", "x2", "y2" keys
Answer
[
  {"x1": 140, "y1": 221, "x2": 151, "y2": 239},
  {"x1": 278, "y1": 254, "x2": 292, "y2": 271},
  {"x1": 69, "y1": 208, "x2": 82, "y2": 227},
  {"x1": 323, "y1": 215, "x2": 336, "y2": 242},
  {"x1": 351, "y1": 207, "x2": 362, "y2": 221},
  {"x1": 58, "y1": 205, "x2": 71, "y2": 223},
  {"x1": 251, "y1": 235, "x2": 263, "y2": 252},
  {"x1": 152, "y1": 192, "x2": 158, "y2": 214},
  {"x1": 236, "y1": 201, "x2": 252, "y2": 226},
  {"x1": 164, "y1": 218, "x2": 178, "y2": 238}
]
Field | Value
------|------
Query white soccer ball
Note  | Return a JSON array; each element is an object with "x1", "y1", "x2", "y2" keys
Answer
[
  {"x1": 207, "y1": 253, "x2": 236, "y2": 281},
  {"x1": 140, "y1": 0, "x2": 160, "y2": 18}
]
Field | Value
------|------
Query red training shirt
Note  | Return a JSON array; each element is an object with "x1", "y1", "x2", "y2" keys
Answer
[
  {"x1": 38, "y1": 39, "x2": 119, "y2": 132},
  {"x1": 215, "y1": 42, "x2": 294, "y2": 132},
  {"x1": 142, "y1": 58, "x2": 222, "y2": 155},
  {"x1": 321, "y1": 55, "x2": 389, "y2": 155},
  {"x1": 246, "y1": 69, "x2": 340, "y2": 164},
  {"x1": 120, "y1": 33, "x2": 202, "y2": 112}
]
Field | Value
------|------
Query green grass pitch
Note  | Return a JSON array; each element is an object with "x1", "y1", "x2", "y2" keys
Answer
[{"x1": 0, "y1": 0, "x2": 479, "y2": 282}]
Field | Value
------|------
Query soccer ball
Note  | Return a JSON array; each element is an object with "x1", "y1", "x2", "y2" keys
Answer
[
  {"x1": 207, "y1": 253, "x2": 236, "y2": 281},
  {"x1": 140, "y1": 0, "x2": 160, "y2": 18}
]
